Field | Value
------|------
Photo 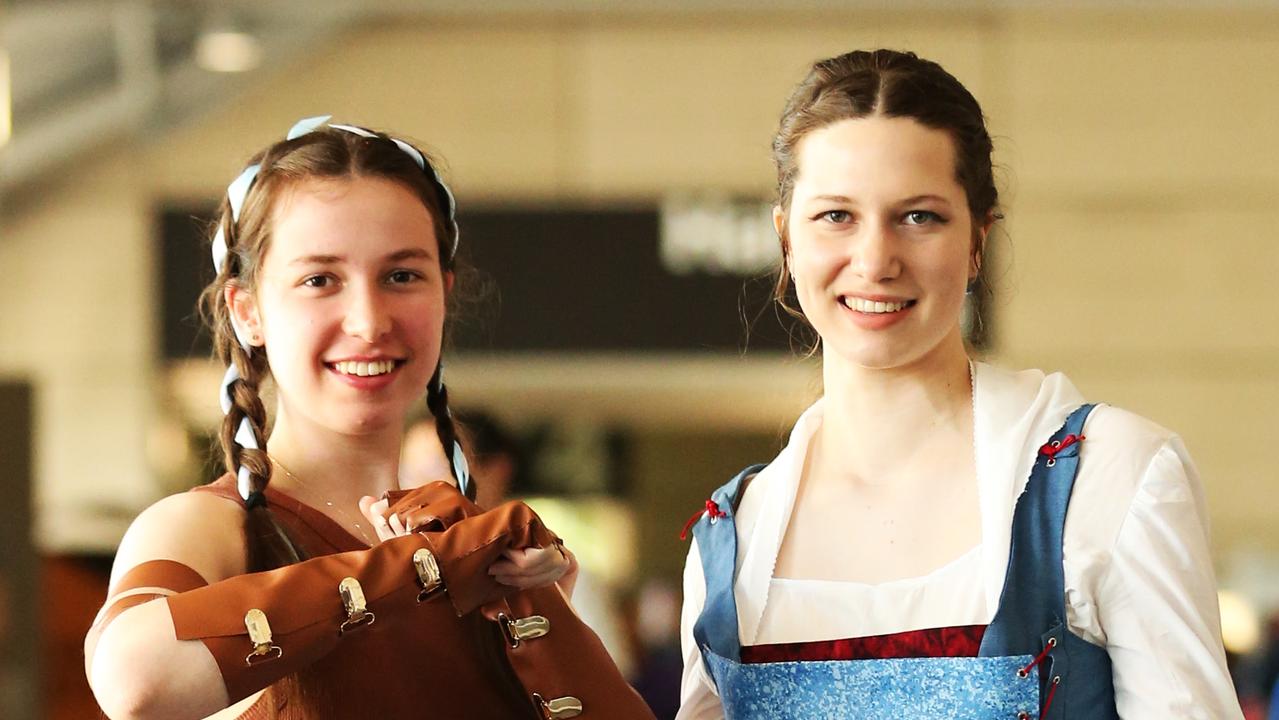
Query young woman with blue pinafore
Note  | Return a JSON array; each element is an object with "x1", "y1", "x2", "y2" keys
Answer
[{"x1": 676, "y1": 50, "x2": 1243, "y2": 719}]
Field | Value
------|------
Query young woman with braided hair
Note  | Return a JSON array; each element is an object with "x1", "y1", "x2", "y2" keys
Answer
[
  {"x1": 677, "y1": 51, "x2": 1242, "y2": 719},
  {"x1": 85, "y1": 118, "x2": 654, "y2": 720}
]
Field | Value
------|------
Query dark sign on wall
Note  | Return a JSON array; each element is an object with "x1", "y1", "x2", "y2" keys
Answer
[{"x1": 159, "y1": 206, "x2": 798, "y2": 359}]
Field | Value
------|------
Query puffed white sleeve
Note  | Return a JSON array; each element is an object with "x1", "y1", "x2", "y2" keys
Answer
[
  {"x1": 675, "y1": 537, "x2": 725, "y2": 720},
  {"x1": 1098, "y1": 438, "x2": 1243, "y2": 719}
]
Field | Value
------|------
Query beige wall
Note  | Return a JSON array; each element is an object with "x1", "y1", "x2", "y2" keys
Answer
[{"x1": 3, "y1": 9, "x2": 1276, "y2": 599}]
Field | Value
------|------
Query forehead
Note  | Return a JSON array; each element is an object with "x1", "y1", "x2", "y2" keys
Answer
[
  {"x1": 791, "y1": 116, "x2": 962, "y2": 202},
  {"x1": 267, "y1": 176, "x2": 439, "y2": 260}
]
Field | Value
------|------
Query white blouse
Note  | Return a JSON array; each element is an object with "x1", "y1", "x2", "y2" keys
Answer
[{"x1": 677, "y1": 363, "x2": 1243, "y2": 720}]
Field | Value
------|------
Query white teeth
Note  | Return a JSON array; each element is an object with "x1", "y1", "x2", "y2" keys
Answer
[
  {"x1": 334, "y1": 360, "x2": 396, "y2": 376},
  {"x1": 844, "y1": 297, "x2": 908, "y2": 313}
]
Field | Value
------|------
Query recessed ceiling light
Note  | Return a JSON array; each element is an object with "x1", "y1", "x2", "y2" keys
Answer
[{"x1": 195, "y1": 31, "x2": 261, "y2": 73}]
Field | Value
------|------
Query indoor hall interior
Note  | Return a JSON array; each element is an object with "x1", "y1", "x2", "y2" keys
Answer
[{"x1": 1, "y1": 1, "x2": 1277, "y2": 718}]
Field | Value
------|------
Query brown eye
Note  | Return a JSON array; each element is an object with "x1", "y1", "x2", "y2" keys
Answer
[
  {"x1": 302, "y1": 275, "x2": 331, "y2": 288},
  {"x1": 386, "y1": 269, "x2": 424, "y2": 285},
  {"x1": 818, "y1": 210, "x2": 852, "y2": 224},
  {"x1": 903, "y1": 210, "x2": 944, "y2": 226}
]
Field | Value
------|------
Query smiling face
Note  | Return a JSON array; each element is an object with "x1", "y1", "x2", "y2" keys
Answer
[
  {"x1": 230, "y1": 176, "x2": 450, "y2": 437},
  {"x1": 779, "y1": 115, "x2": 983, "y2": 371}
]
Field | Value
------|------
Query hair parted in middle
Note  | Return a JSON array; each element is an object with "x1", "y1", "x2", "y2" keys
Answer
[
  {"x1": 198, "y1": 119, "x2": 473, "y2": 572},
  {"x1": 770, "y1": 49, "x2": 1001, "y2": 332}
]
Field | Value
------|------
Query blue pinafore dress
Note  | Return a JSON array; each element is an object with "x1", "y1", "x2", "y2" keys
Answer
[{"x1": 690, "y1": 405, "x2": 1120, "y2": 719}]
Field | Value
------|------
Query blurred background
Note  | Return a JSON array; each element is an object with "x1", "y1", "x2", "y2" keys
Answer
[{"x1": 1, "y1": 1, "x2": 1277, "y2": 718}]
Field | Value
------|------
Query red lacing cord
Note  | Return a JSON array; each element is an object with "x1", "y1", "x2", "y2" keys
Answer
[
  {"x1": 679, "y1": 499, "x2": 726, "y2": 541},
  {"x1": 1042, "y1": 675, "x2": 1061, "y2": 716},
  {"x1": 1039, "y1": 433, "x2": 1085, "y2": 459},
  {"x1": 1017, "y1": 637, "x2": 1060, "y2": 718}
]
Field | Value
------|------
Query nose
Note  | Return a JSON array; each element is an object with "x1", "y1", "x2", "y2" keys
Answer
[
  {"x1": 852, "y1": 220, "x2": 901, "y2": 282},
  {"x1": 341, "y1": 283, "x2": 392, "y2": 342}
]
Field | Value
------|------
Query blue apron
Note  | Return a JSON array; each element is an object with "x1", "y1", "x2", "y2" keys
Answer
[{"x1": 691, "y1": 404, "x2": 1119, "y2": 719}]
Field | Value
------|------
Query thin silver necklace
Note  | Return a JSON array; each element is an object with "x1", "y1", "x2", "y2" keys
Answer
[{"x1": 269, "y1": 455, "x2": 375, "y2": 545}]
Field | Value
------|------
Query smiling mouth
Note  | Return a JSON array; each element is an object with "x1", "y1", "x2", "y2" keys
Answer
[
  {"x1": 840, "y1": 297, "x2": 917, "y2": 314},
  {"x1": 328, "y1": 360, "x2": 402, "y2": 377}
]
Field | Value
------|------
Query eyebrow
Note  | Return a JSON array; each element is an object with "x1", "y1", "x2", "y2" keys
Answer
[
  {"x1": 806, "y1": 193, "x2": 954, "y2": 207},
  {"x1": 289, "y1": 248, "x2": 436, "y2": 266}
]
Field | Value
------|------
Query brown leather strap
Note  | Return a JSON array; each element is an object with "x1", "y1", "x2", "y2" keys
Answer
[
  {"x1": 166, "y1": 499, "x2": 560, "y2": 705},
  {"x1": 93, "y1": 560, "x2": 209, "y2": 631},
  {"x1": 483, "y1": 589, "x2": 656, "y2": 719}
]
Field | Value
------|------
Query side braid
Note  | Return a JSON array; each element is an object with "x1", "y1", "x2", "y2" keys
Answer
[
  {"x1": 426, "y1": 363, "x2": 475, "y2": 501},
  {"x1": 203, "y1": 199, "x2": 307, "y2": 571}
]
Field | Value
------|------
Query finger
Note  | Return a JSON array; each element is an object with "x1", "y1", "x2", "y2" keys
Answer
[
  {"x1": 388, "y1": 513, "x2": 406, "y2": 536},
  {"x1": 507, "y1": 546, "x2": 562, "y2": 573},
  {"x1": 358, "y1": 496, "x2": 378, "y2": 524},
  {"x1": 372, "y1": 512, "x2": 394, "y2": 542},
  {"x1": 493, "y1": 566, "x2": 567, "y2": 589}
]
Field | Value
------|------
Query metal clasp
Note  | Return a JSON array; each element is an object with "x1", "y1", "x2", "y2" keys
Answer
[
  {"x1": 499, "y1": 612, "x2": 551, "y2": 648},
  {"x1": 338, "y1": 577, "x2": 375, "y2": 633},
  {"x1": 244, "y1": 608, "x2": 283, "y2": 666},
  {"x1": 533, "y1": 693, "x2": 583, "y2": 719},
  {"x1": 413, "y1": 548, "x2": 444, "y2": 602}
]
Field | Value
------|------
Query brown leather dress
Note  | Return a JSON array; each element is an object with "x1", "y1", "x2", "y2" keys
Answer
[{"x1": 191, "y1": 476, "x2": 538, "y2": 719}]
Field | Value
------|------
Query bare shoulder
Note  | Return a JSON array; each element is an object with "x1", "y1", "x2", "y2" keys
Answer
[{"x1": 110, "y1": 489, "x2": 248, "y2": 590}]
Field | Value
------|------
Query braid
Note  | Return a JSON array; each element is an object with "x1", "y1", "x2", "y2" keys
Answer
[
  {"x1": 220, "y1": 342, "x2": 270, "y2": 494},
  {"x1": 203, "y1": 194, "x2": 306, "y2": 571},
  {"x1": 426, "y1": 363, "x2": 475, "y2": 501}
]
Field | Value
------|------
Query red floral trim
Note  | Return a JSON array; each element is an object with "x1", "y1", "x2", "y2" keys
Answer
[{"x1": 741, "y1": 624, "x2": 987, "y2": 664}]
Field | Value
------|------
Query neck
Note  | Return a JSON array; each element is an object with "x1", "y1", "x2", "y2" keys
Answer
[
  {"x1": 816, "y1": 330, "x2": 974, "y2": 486},
  {"x1": 264, "y1": 404, "x2": 403, "y2": 503}
]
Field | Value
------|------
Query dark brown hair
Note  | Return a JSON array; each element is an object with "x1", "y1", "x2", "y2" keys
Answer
[
  {"x1": 198, "y1": 125, "x2": 466, "y2": 573},
  {"x1": 771, "y1": 49, "x2": 1000, "y2": 326}
]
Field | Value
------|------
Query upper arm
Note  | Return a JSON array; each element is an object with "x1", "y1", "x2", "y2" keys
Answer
[
  {"x1": 87, "y1": 491, "x2": 248, "y2": 719},
  {"x1": 675, "y1": 539, "x2": 724, "y2": 720},
  {"x1": 109, "y1": 491, "x2": 247, "y2": 589},
  {"x1": 1091, "y1": 437, "x2": 1243, "y2": 718}
]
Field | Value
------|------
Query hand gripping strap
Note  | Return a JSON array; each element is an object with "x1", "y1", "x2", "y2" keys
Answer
[
  {"x1": 381, "y1": 480, "x2": 473, "y2": 532},
  {"x1": 381, "y1": 482, "x2": 564, "y2": 616}
]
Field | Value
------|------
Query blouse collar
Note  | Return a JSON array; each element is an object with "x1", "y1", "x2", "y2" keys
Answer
[{"x1": 732, "y1": 361, "x2": 1089, "y2": 645}]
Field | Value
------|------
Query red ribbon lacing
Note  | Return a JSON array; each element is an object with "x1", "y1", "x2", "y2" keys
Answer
[
  {"x1": 1018, "y1": 638, "x2": 1060, "y2": 718},
  {"x1": 679, "y1": 500, "x2": 726, "y2": 541},
  {"x1": 1039, "y1": 433, "x2": 1085, "y2": 459}
]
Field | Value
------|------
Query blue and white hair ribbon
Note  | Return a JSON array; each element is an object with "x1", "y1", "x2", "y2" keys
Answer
[{"x1": 452, "y1": 441, "x2": 471, "y2": 496}]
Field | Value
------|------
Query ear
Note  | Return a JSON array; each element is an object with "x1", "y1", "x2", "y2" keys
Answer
[
  {"x1": 443, "y1": 270, "x2": 455, "y2": 296},
  {"x1": 225, "y1": 282, "x2": 264, "y2": 347},
  {"x1": 772, "y1": 205, "x2": 791, "y2": 273},
  {"x1": 970, "y1": 213, "x2": 995, "y2": 281}
]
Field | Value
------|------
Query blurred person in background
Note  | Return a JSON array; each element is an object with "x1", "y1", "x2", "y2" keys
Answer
[
  {"x1": 402, "y1": 410, "x2": 520, "y2": 510},
  {"x1": 678, "y1": 49, "x2": 1242, "y2": 719},
  {"x1": 82, "y1": 117, "x2": 652, "y2": 719},
  {"x1": 629, "y1": 580, "x2": 683, "y2": 720}
]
